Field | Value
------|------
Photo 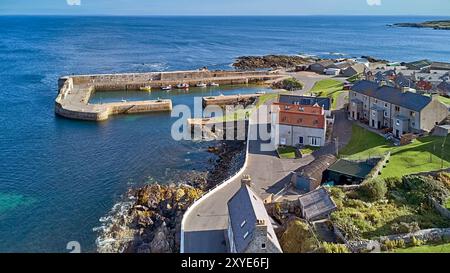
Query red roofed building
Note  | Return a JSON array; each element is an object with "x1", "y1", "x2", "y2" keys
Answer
[{"x1": 271, "y1": 102, "x2": 327, "y2": 147}]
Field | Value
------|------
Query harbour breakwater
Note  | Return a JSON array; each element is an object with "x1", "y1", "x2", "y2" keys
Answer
[{"x1": 55, "y1": 70, "x2": 283, "y2": 121}]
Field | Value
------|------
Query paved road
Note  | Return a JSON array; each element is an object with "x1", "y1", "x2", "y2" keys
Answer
[
  {"x1": 183, "y1": 108, "x2": 313, "y2": 253},
  {"x1": 182, "y1": 73, "x2": 352, "y2": 253}
]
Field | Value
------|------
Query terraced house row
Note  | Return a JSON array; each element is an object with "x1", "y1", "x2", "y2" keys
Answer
[{"x1": 348, "y1": 80, "x2": 448, "y2": 138}]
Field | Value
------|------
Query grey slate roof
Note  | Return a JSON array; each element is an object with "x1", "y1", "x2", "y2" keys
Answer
[
  {"x1": 227, "y1": 185, "x2": 282, "y2": 253},
  {"x1": 438, "y1": 81, "x2": 450, "y2": 93},
  {"x1": 395, "y1": 73, "x2": 413, "y2": 88},
  {"x1": 298, "y1": 187, "x2": 337, "y2": 221},
  {"x1": 279, "y1": 94, "x2": 331, "y2": 110},
  {"x1": 351, "y1": 80, "x2": 432, "y2": 112},
  {"x1": 344, "y1": 63, "x2": 366, "y2": 75},
  {"x1": 294, "y1": 154, "x2": 337, "y2": 191},
  {"x1": 430, "y1": 62, "x2": 450, "y2": 71}
]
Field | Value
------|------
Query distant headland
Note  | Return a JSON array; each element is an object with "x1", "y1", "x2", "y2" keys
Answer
[{"x1": 392, "y1": 20, "x2": 450, "y2": 30}]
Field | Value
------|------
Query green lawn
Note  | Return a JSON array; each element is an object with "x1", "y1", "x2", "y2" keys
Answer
[
  {"x1": 438, "y1": 96, "x2": 450, "y2": 105},
  {"x1": 278, "y1": 146, "x2": 297, "y2": 159},
  {"x1": 340, "y1": 125, "x2": 450, "y2": 178},
  {"x1": 393, "y1": 243, "x2": 450, "y2": 253},
  {"x1": 310, "y1": 79, "x2": 346, "y2": 110},
  {"x1": 300, "y1": 146, "x2": 320, "y2": 156}
]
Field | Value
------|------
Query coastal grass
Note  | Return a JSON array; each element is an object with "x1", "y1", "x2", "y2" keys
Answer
[
  {"x1": 310, "y1": 79, "x2": 345, "y2": 110},
  {"x1": 339, "y1": 124, "x2": 450, "y2": 178},
  {"x1": 438, "y1": 96, "x2": 450, "y2": 105},
  {"x1": 277, "y1": 146, "x2": 297, "y2": 159},
  {"x1": 212, "y1": 92, "x2": 284, "y2": 122},
  {"x1": 445, "y1": 198, "x2": 450, "y2": 210},
  {"x1": 329, "y1": 178, "x2": 449, "y2": 241},
  {"x1": 392, "y1": 243, "x2": 450, "y2": 253}
]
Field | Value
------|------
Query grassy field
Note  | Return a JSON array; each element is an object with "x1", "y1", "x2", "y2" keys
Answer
[
  {"x1": 277, "y1": 146, "x2": 297, "y2": 159},
  {"x1": 339, "y1": 125, "x2": 450, "y2": 178},
  {"x1": 393, "y1": 243, "x2": 450, "y2": 253},
  {"x1": 309, "y1": 79, "x2": 346, "y2": 110},
  {"x1": 438, "y1": 96, "x2": 450, "y2": 105}
]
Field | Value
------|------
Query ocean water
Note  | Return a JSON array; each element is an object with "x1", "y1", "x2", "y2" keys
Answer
[{"x1": 1, "y1": 15, "x2": 450, "y2": 253}]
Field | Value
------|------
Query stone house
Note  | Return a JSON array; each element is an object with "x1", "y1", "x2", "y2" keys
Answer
[
  {"x1": 271, "y1": 101, "x2": 327, "y2": 147},
  {"x1": 348, "y1": 80, "x2": 448, "y2": 138},
  {"x1": 342, "y1": 63, "x2": 367, "y2": 77},
  {"x1": 226, "y1": 177, "x2": 283, "y2": 253}
]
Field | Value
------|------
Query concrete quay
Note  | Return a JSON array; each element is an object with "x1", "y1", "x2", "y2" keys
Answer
[
  {"x1": 202, "y1": 93, "x2": 263, "y2": 106},
  {"x1": 55, "y1": 70, "x2": 283, "y2": 121}
]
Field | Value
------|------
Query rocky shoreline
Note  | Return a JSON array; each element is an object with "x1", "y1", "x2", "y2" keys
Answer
[
  {"x1": 233, "y1": 55, "x2": 315, "y2": 70},
  {"x1": 392, "y1": 20, "x2": 450, "y2": 30},
  {"x1": 95, "y1": 140, "x2": 246, "y2": 253}
]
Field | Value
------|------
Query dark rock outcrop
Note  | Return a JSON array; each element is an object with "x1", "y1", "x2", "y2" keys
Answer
[{"x1": 233, "y1": 55, "x2": 314, "y2": 70}]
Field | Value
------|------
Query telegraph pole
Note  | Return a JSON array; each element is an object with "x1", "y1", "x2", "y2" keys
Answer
[
  {"x1": 335, "y1": 136, "x2": 339, "y2": 157},
  {"x1": 441, "y1": 134, "x2": 447, "y2": 170}
]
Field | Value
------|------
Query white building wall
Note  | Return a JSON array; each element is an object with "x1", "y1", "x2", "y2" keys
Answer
[{"x1": 278, "y1": 124, "x2": 326, "y2": 147}]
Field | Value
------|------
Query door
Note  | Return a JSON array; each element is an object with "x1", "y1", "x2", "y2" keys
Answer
[
  {"x1": 395, "y1": 130, "x2": 399, "y2": 138},
  {"x1": 378, "y1": 121, "x2": 381, "y2": 129},
  {"x1": 299, "y1": 136, "x2": 304, "y2": 145},
  {"x1": 371, "y1": 120, "x2": 375, "y2": 127}
]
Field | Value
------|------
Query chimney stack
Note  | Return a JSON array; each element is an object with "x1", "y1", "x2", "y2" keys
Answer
[{"x1": 241, "y1": 175, "x2": 252, "y2": 187}]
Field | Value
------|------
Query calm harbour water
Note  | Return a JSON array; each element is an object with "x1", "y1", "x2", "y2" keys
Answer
[{"x1": 1, "y1": 15, "x2": 450, "y2": 252}]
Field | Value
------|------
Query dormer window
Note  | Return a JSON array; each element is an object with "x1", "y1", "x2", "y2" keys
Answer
[{"x1": 261, "y1": 243, "x2": 266, "y2": 249}]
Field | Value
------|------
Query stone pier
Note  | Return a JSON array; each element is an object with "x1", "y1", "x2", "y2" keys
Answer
[{"x1": 55, "y1": 69, "x2": 283, "y2": 121}]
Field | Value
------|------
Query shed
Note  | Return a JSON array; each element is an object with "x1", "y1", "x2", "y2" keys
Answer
[
  {"x1": 291, "y1": 154, "x2": 337, "y2": 192},
  {"x1": 298, "y1": 187, "x2": 337, "y2": 221},
  {"x1": 310, "y1": 60, "x2": 335, "y2": 74},
  {"x1": 323, "y1": 158, "x2": 378, "y2": 185},
  {"x1": 433, "y1": 125, "x2": 450, "y2": 137}
]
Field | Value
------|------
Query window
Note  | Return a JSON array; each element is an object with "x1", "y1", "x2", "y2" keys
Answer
[
  {"x1": 395, "y1": 106, "x2": 400, "y2": 112},
  {"x1": 384, "y1": 111, "x2": 388, "y2": 117},
  {"x1": 298, "y1": 118, "x2": 303, "y2": 123},
  {"x1": 396, "y1": 119, "x2": 400, "y2": 126},
  {"x1": 240, "y1": 220, "x2": 246, "y2": 228},
  {"x1": 243, "y1": 231, "x2": 249, "y2": 239},
  {"x1": 375, "y1": 99, "x2": 378, "y2": 103},
  {"x1": 309, "y1": 137, "x2": 321, "y2": 147},
  {"x1": 261, "y1": 243, "x2": 266, "y2": 249},
  {"x1": 412, "y1": 122, "x2": 416, "y2": 127},
  {"x1": 385, "y1": 103, "x2": 388, "y2": 107},
  {"x1": 313, "y1": 120, "x2": 319, "y2": 125},
  {"x1": 299, "y1": 137, "x2": 304, "y2": 144},
  {"x1": 410, "y1": 111, "x2": 416, "y2": 117}
]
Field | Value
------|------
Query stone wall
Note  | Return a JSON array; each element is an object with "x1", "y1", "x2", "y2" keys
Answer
[{"x1": 430, "y1": 197, "x2": 450, "y2": 220}]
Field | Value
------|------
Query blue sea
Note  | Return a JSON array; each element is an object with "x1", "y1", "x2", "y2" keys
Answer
[{"x1": 1, "y1": 15, "x2": 450, "y2": 253}]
